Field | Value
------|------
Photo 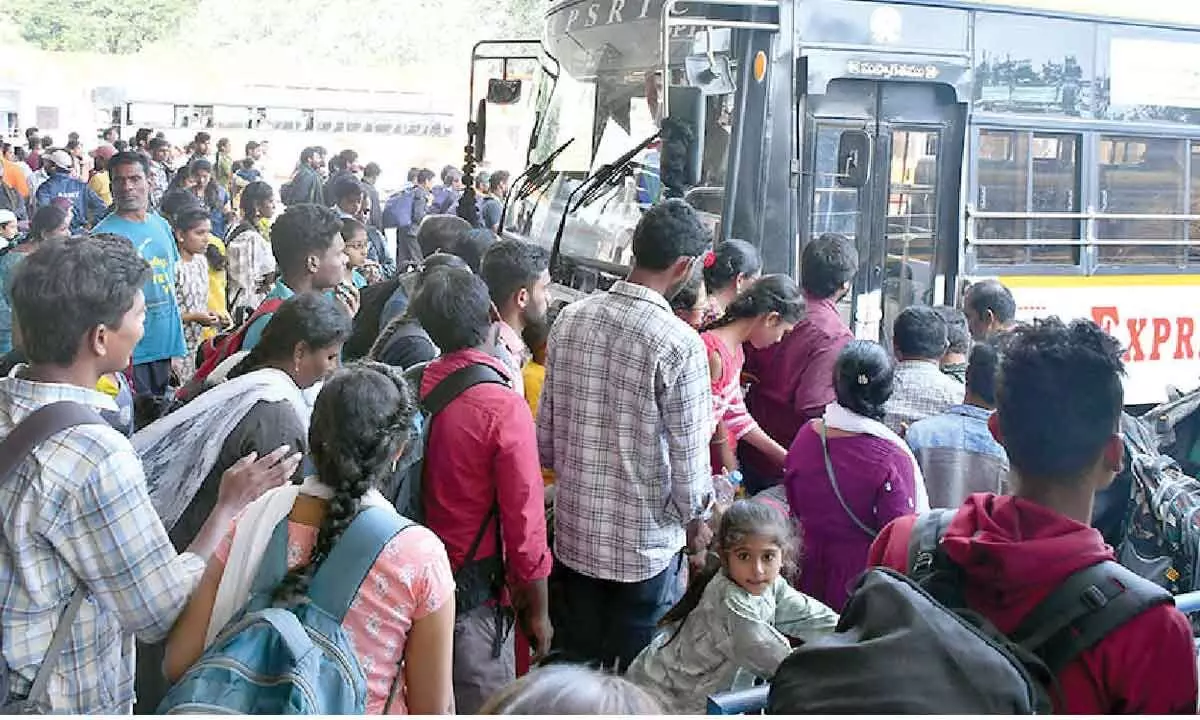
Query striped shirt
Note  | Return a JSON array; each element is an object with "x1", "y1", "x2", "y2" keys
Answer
[
  {"x1": 0, "y1": 371, "x2": 205, "y2": 713},
  {"x1": 538, "y1": 281, "x2": 713, "y2": 583}
]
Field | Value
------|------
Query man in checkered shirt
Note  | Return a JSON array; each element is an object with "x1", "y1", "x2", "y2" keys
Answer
[
  {"x1": 0, "y1": 236, "x2": 299, "y2": 713},
  {"x1": 883, "y1": 305, "x2": 966, "y2": 435},
  {"x1": 538, "y1": 199, "x2": 714, "y2": 671}
]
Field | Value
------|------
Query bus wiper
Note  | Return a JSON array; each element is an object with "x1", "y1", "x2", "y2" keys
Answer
[
  {"x1": 501, "y1": 138, "x2": 576, "y2": 232},
  {"x1": 571, "y1": 131, "x2": 660, "y2": 212}
]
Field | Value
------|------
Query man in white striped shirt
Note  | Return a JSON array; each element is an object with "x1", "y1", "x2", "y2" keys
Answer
[{"x1": 538, "y1": 198, "x2": 714, "y2": 670}]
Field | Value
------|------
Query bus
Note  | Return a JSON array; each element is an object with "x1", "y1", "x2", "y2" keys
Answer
[{"x1": 482, "y1": 0, "x2": 1200, "y2": 405}]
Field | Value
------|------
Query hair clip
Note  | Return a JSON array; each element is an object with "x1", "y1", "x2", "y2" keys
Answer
[
  {"x1": 702, "y1": 250, "x2": 716, "y2": 269},
  {"x1": 857, "y1": 373, "x2": 869, "y2": 385}
]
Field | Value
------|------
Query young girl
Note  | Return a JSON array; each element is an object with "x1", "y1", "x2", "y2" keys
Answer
[
  {"x1": 172, "y1": 204, "x2": 222, "y2": 381},
  {"x1": 340, "y1": 217, "x2": 375, "y2": 288},
  {"x1": 703, "y1": 239, "x2": 761, "y2": 322},
  {"x1": 626, "y1": 500, "x2": 838, "y2": 714},
  {"x1": 701, "y1": 274, "x2": 805, "y2": 476}
]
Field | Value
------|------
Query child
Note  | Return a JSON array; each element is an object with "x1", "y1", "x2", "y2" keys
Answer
[
  {"x1": 670, "y1": 270, "x2": 708, "y2": 329},
  {"x1": 172, "y1": 205, "x2": 222, "y2": 381},
  {"x1": 339, "y1": 217, "x2": 376, "y2": 288},
  {"x1": 521, "y1": 310, "x2": 557, "y2": 487},
  {"x1": 626, "y1": 500, "x2": 838, "y2": 713},
  {"x1": 701, "y1": 273, "x2": 805, "y2": 475}
]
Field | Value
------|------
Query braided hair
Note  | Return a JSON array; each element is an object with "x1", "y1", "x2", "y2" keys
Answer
[
  {"x1": 273, "y1": 361, "x2": 417, "y2": 601},
  {"x1": 700, "y1": 274, "x2": 805, "y2": 333}
]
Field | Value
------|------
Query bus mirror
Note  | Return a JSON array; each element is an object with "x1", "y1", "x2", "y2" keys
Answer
[
  {"x1": 487, "y1": 78, "x2": 523, "y2": 105},
  {"x1": 836, "y1": 130, "x2": 871, "y2": 188}
]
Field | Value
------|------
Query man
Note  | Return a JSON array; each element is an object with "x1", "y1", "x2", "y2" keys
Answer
[
  {"x1": 937, "y1": 305, "x2": 971, "y2": 383},
  {"x1": 147, "y1": 138, "x2": 173, "y2": 210},
  {"x1": 100, "y1": 126, "x2": 119, "y2": 145},
  {"x1": 883, "y1": 305, "x2": 965, "y2": 434},
  {"x1": 964, "y1": 278, "x2": 1017, "y2": 341},
  {"x1": 0, "y1": 209, "x2": 18, "y2": 244},
  {"x1": 361, "y1": 162, "x2": 383, "y2": 230},
  {"x1": 904, "y1": 342, "x2": 1009, "y2": 509},
  {"x1": 242, "y1": 204, "x2": 352, "y2": 352},
  {"x1": 330, "y1": 175, "x2": 365, "y2": 220},
  {"x1": 869, "y1": 318, "x2": 1198, "y2": 713},
  {"x1": 481, "y1": 170, "x2": 510, "y2": 233},
  {"x1": 432, "y1": 165, "x2": 464, "y2": 215},
  {"x1": 742, "y1": 232, "x2": 858, "y2": 490},
  {"x1": 322, "y1": 149, "x2": 361, "y2": 205},
  {"x1": 412, "y1": 266, "x2": 551, "y2": 713},
  {"x1": 287, "y1": 147, "x2": 325, "y2": 206},
  {"x1": 481, "y1": 239, "x2": 552, "y2": 398},
  {"x1": 24, "y1": 127, "x2": 40, "y2": 171},
  {"x1": 133, "y1": 128, "x2": 154, "y2": 156},
  {"x1": 1, "y1": 142, "x2": 30, "y2": 207},
  {"x1": 34, "y1": 150, "x2": 107, "y2": 232},
  {"x1": 390, "y1": 168, "x2": 435, "y2": 270},
  {"x1": 92, "y1": 152, "x2": 187, "y2": 405},
  {"x1": 0, "y1": 235, "x2": 299, "y2": 713},
  {"x1": 538, "y1": 199, "x2": 714, "y2": 670},
  {"x1": 189, "y1": 131, "x2": 212, "y2": 163}
]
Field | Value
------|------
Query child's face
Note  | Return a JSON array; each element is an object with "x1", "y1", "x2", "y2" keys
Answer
[
  {"x1": 725, "y1": 534, "x2": 783, "y2": 596},
  {"x1": 344, "y1": 229, "x2": 369, "y2": 268}
]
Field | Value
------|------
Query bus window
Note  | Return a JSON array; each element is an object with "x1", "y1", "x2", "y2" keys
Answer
[
  {"x1": 1190, "y1": 142, "x2": 1200, "y2": 266},
  {"x1": 975, "y1": 129, "x2": 1081, "y2": 266},
  {"x1": 1097, "y1": 135, "x2": 1187, "y2": 267}
]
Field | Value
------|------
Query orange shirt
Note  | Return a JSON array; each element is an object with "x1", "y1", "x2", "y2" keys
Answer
[{"x1": 2, "y1": 160, "x2": 29, "y2": 198}]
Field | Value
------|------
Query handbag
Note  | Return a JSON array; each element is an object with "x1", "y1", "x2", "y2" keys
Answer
[{"x1": 818, "y1": 421, "x2": 878, "y2": 539}]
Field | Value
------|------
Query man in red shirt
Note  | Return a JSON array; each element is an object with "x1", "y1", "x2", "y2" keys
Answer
[
  {"x1": 410, "y1": 265, "x2": 552, "y2": 714},
  {"x1": 742, "y1": 232, "x2": 858, "y2": 490},
  {"x1": 869, "y1": 317, "x2": 1197, "y2": 714}
]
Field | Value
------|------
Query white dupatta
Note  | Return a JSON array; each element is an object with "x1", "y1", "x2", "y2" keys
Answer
[
  {"x1": 823, "y1": 402, "x2": 931, "y2": 512},
  {"x1": 204, "y1": 476, "x2": 394, "y2": 648},
  {"x1": 133, "y1": 368, "x2": 311, "y2": 531}
]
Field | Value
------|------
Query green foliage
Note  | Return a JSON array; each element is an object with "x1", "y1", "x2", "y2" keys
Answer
[{"x1": 6, "y1": 0, "x2": 199, "y2": 53}]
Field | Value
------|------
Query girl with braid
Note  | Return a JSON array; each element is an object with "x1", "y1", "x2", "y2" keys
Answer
[
  {"x1": 163, "y1": 362, "x2": 456, "y2": 714},
  {"x1": 701, "y1": 273, "x2": 806, "y2": 476}
]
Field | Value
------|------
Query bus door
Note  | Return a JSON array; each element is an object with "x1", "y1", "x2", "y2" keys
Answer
[{"x1": 804, "y1": 79, "x2": 964, "y2": 343}]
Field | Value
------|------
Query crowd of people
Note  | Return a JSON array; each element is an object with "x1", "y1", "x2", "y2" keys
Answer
[{"x1": 0, "y1": 121, "x2": 1196, "y2": 716}]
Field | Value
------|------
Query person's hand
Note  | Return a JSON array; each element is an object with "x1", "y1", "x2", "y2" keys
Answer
[
  {"x1": 170, "y1": 356, "x2": 185, "y2": 381},
  {"x1": 334, "y1": 283, "x2": 360, "y2": 318},
  {"x1": 202, "y1": 311, "x2": 223, "y2": 327},
  {"x1": 362, "y1": 260, "x2": 383, "y2": 284},
  {"x1": 520, "y1": 609, "x2": 554, "y2": 663},
  {"x1": 686, "y1": 517, "x2": 714, "y2": 574},
  {"x1": 216, "y1": 445, "x2": 303, "y2": 510}
]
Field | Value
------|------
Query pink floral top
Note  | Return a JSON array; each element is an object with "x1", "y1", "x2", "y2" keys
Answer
[{"x1": 214, "y1": 518, "x2": 455, "y2": 714}]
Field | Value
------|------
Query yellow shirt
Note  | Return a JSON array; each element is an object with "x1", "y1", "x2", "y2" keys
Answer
[
  {"x1": 205, "y1": 234, "x2": 229, "y2": 340},
  {"x1": 522, "y1": 360, "x2": 555, "y2": 486},
  {"x1": 88, "y1": 172, "x2": 112, "y2": 207}
]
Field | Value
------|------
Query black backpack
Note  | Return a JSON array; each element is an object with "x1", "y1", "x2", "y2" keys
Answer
[{"x1": 767, "y1": 510, "x2": 1172, "y2": 714}]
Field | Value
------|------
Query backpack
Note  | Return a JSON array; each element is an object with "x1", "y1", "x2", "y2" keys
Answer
[
  {"x1": 383, "y1": 189, "x2": 415, "y2": 230},
  {"x1": 158, "y1": 507, "x2": 413, "y2": 714},
  {"x1": 278, "y1": 179, "x2": 298, "y2": 207},
  {"x1": 0, "y1": 175, "x2": 20, "y2": 219},
  {"x1": 1112, "y1": 411, "x2": 1200, "y2": 598},
  {"x1": 767, "y1": 509, "x2": 1172, "y2": 715},
  {"x1": 189, "y1": 297, "x2": 285, "y2": 389},
  {"x1": 0, "y1": 402, "x2": 107, "y2": 713}
]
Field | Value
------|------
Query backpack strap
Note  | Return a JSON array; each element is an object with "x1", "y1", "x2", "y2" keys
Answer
[
  {"x1": 1009, "y1": 560, "x2": 1173, "y2": 675},
  {"x1": 422, "y1": 363, "x2": 509, "y2": 415},
  {"x1": 246, "y1": 518, "x2": 293, "y2": 605},
  {"x1": 0, "y1": 401, "x2": 105, "y2": 709},
  {"x1": 905, "y1": 508, "x2": 957, "y2": 583},
  {"x1": 308, "y1": 506, "x2": 415, "y2": 622}
]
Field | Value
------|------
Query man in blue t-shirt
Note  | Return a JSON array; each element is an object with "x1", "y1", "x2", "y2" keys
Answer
[{"x1": 92, "y1": 152, "x2": 186, "y2": 405}]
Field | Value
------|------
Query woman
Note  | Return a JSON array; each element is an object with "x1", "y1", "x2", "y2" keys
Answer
[
  {"x1": 172, "y1": 205, "x2": 221, "y2": 379},
  {"x1": 783, "y1": 340, "x2": 926, "y2": 611},
  {"x1": 703, "y1": 239, "x2": 761, "y2": 322},
  {"x1": 0, "y1": 204, "x2": 71, "y2": 353},
  {"x1": 132, "y1": 292, "x2": 352, "y2": 711},
  {"x1": 164, "y1": 362, "x2": 455, "y2": 714},
  {"x1": 226, "y1": 181, "x2": 277, "y2": 317},
  {"x1": 178, "y1": 158, "x2": 233, "y2": 239}
]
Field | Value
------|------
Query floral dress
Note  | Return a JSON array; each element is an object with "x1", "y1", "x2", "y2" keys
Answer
[{"x1": 175, "y1": 253, "x2": 211, "y2": 381}]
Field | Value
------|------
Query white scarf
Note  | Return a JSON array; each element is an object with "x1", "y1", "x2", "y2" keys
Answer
[
  {"x1": 134, "y1": 368, "x2": 311, "y2": 531},
  {"x1": 204, "y1": 476, "x2": 394, "y2": 648},
  {"x1": 823, "y1": 402, "x2": 931, "y2": 512}
]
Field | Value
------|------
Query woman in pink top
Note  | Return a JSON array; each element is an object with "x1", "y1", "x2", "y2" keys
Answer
[
  {"x1": 701, "y1": 274, "x2": 806, "y2": 476},
  {"x1": 164, "y1": 363, "x2": 455, "y2": 714}
]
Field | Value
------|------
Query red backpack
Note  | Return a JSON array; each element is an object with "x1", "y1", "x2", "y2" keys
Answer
[{"x1": 189, "y1": 297, "x2": 285, "y2": 388}]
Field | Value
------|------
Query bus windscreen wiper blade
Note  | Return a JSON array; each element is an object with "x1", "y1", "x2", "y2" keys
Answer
[
  {"x1": 571, "y1": 132, "x2": 660, "y2": 213},
  {"x1": 518, "y1": 137, "x2": 575, "y2": 202}
]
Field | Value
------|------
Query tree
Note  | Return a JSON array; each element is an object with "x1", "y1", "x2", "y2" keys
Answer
[{"x1": 6, "y1": 0, "x2": 198, "y2": 53}]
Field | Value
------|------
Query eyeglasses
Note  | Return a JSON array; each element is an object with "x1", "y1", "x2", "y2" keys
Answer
[{"x1": 345, "y1": 242, "x2": 368, "y2": 250}]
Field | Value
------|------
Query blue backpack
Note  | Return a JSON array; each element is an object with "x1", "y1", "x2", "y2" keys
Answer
[
  {"x1": 157, "y1": 507, "x2": 413, "y2": 715},
  {"x1": 383, "y1": 189, "x2": 416, "y2": 230}
]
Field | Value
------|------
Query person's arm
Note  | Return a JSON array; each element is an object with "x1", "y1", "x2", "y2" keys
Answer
[
  {"x1": 86, "y1": 186, "x2": 108, "y2": 224},
  {"x1": 660, "y1": 337, "x2": 715, "y2": 523},
  {"x1": 791, "y1": 339, "x2": 843, "y2": 420},
  {"x1": 492, "y1": 397, "x2": 553, "y2": 660},
  {"x1": 411, "y1": 189, "x2": 429, "y2": 228},
  {"x1": 724, "y1": 584, "x2": 799, "y2": 679},
  {"x1": 535, "y1": 323, "x2": 559, "y2": 471},
  {"x1": 1106, "y1": 606, "x2": 1198, "y2": 713},
  {"x1": 742, "y1": 427, "x2": 787, "y2": 469},
  {"x1": 163, "y1": 553, "x2": 224, "y2": 682},
  {"x1": 400, "y1": 533, "x2": 457, "y2": 714},
  {"x1": 771, "y1": 579, "x2": 839, "y2": 642},
  {"x1": 873, "y1": 456, "x2": 918, "y2": 531},
  {"x1": 33, "y1": 181, "x2": 50, "y2": 209}
]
